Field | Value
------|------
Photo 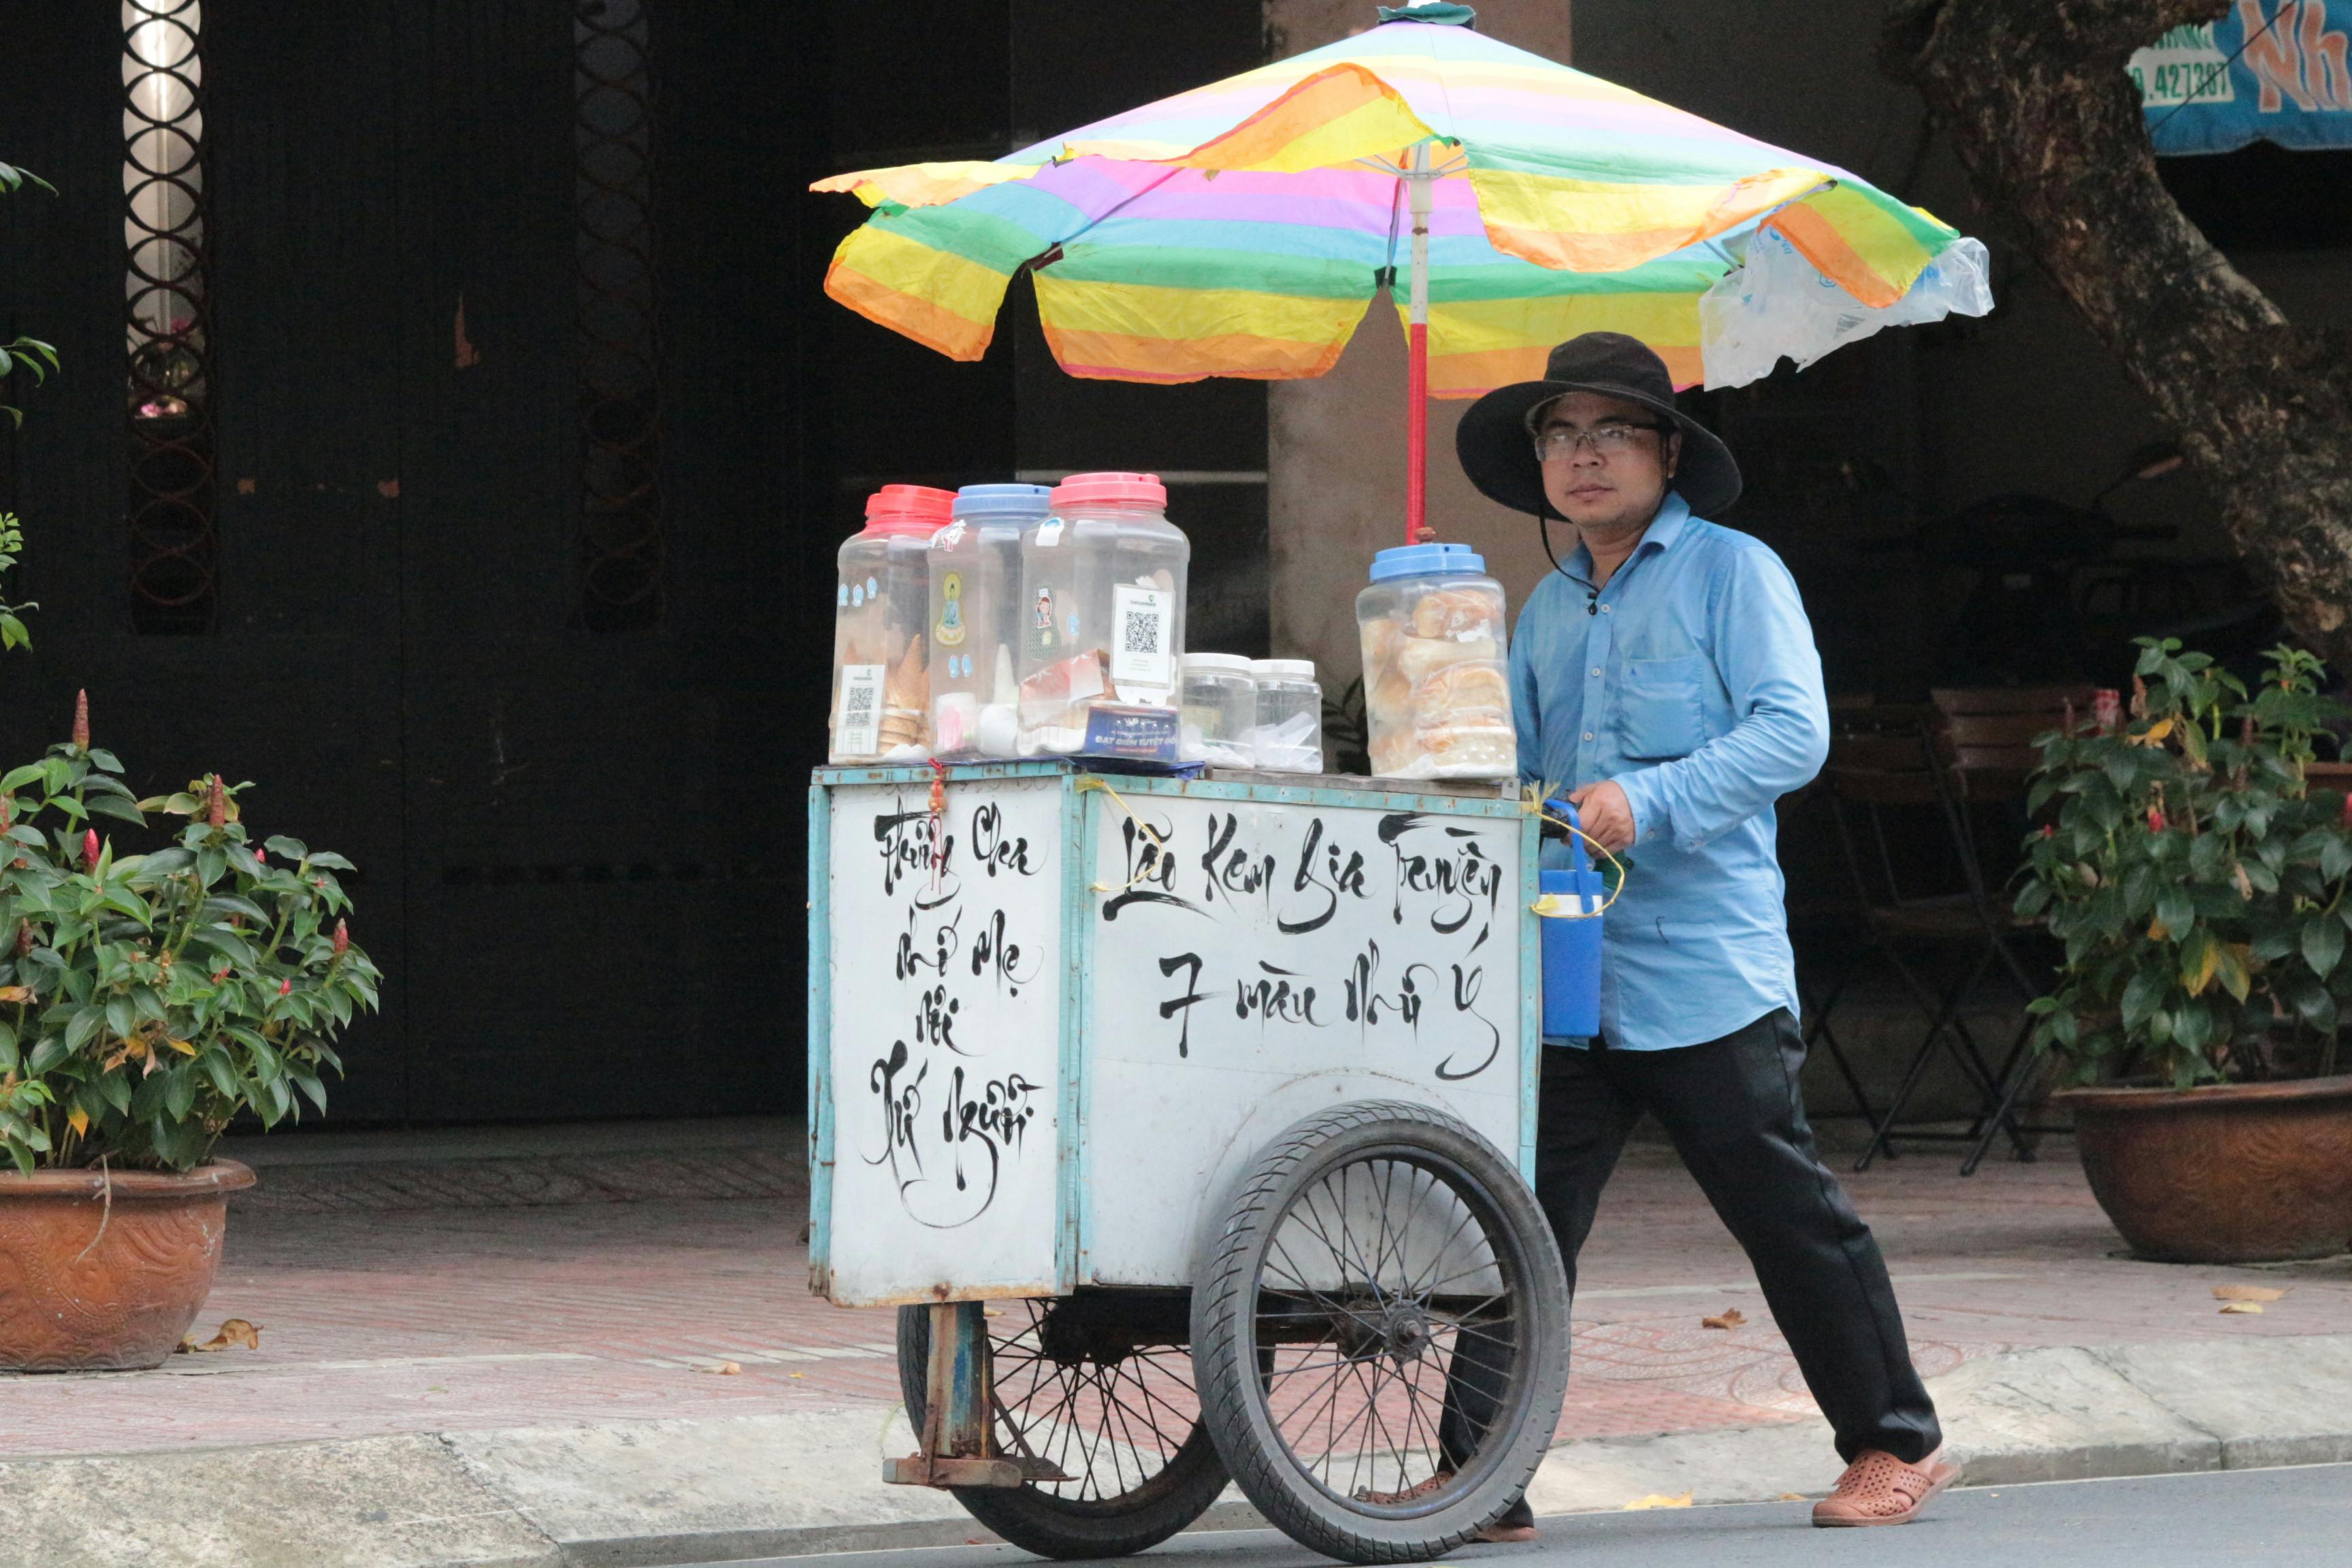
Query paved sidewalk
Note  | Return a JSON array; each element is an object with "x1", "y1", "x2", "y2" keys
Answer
[{"x1": 1, "y1": 1115, "x2": 2347, "y2": 1566}]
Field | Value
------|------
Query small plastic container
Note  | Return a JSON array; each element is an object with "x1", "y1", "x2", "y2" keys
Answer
[
  {"x1": 1538, "y1": 800, "x2": 1605, "y2": 1039},
  {"x1": 1250, "y1": 657, "x2": 1324, "y2": 774},
  {"x1": 1017, "y1": 472, "x2": 1190, "y2": 756},
  {"x1": 1181, "y1": 653, "x2": 1257, "y2": 768},
  {"x1": 1356, "y1": 543, "x2": 1515, "y2": 780},
  {"x1": 831, "y1": 484, "x2": 953, "y2": 764},
  {"x1": 930, "y1": 484, "x2": 1049, "y2": 759}
]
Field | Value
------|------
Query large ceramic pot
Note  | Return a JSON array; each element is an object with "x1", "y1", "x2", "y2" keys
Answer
[
  {"x1": 0, "y1": 1160, "x2": 255, "y2": 1371},
  {"x1": 2055, "y1": 1077, "x2": 2352, "y2": 1263}
]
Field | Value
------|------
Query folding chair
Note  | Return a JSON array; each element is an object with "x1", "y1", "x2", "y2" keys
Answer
[
  {"x1": 1929, "y1": 687, "x2": 2091, "y2": 1175},
  {"x1": 1786, "y1": 698, "x2": 1923, "y2": 1145},
  {"x1": 1823, "y1": 714, "x2": 2031, "y2": 1173}
]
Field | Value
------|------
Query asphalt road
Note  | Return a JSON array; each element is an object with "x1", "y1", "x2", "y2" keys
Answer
[{"x1": 736, "y1": 1463, "x2": 2352, "y2": 1568}]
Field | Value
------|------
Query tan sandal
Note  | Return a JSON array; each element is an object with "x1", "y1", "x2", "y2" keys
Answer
[{"x1": 1811, "y1": 1448, "x2": 1960, "y2": 1527}]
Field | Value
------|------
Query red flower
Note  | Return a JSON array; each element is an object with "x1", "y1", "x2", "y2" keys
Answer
[
  {"x1": 278, "y1": 978, "x2": 292, "y2": 996},
  {"x1": 2147, "y1": 806, "x2": 2168, "y2": 833},
  {"x1": 331, "y1": 919, "x2": 349, "y2": 959},
  {"x1": 253, "y1": 847, "x2": 266, "y2": 866},
  {"x1": 13, "y1": 921, "x2": 31, "y2": 957},
  {"x1": 81, "y1": 830, "x2": 99, "y2": 871},
  {"x1": 2342, "y1": 791, "x2": 2352, "y2": 831},
  {"x1": 2041, "y1": 824, "x2": 2057, "y2": 838},
  {"x1": 71, "y1": 690, "x2": 89, "y2": 753},
  {"x1": 211, "y1": 965, "x2": 229, "y2": 983},
  {"x1": 205, "y1": 775, "x2": 227, "y2": 829}
]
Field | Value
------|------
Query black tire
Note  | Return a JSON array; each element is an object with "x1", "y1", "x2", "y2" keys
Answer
[
  {"x1": 897, "y1": 1292, "x2": 1228, "y2": 1559},
  {"x1": 1190, "y1": 1101, "x2": 1571, "y2": 1563}
]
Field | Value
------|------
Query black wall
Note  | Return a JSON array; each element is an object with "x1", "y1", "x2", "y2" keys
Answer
[{"x1": 1, "y1": 1, "x2": 1265, "y2": 1126}]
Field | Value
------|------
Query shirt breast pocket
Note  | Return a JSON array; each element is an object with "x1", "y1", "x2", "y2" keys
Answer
[{"x1": 1616, "y1": 654, "x2": 1708, "y2": 762}]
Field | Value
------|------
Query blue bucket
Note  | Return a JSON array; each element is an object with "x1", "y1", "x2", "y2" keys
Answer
[{"x1": 1539, "y1": 800, "x2": 1605, "y2": 1040}]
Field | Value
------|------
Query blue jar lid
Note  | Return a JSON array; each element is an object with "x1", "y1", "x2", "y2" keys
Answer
[
  {"x1": 953, "y1": 483, "x2": 1054, "y2": 521},
  {"x1": 1369, "y1": 542, "x2": 1486, "y2": 582}
]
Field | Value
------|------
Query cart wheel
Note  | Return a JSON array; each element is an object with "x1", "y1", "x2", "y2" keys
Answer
[
  {"x1": 897, "y1": 1290, "x2": 1228, "y2": 1558},
  {"x1": 1192, "y1": 1100, "x2": 1570, "y2": 1563}
]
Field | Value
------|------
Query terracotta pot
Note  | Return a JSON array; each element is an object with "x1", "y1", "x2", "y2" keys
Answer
[
  {"x1": 0, "y1": 1159, "x2": 255, "y2": 1371},
  {"x1": 2055, "y1": 1077, "x2": 2352, "y2": 1264}
]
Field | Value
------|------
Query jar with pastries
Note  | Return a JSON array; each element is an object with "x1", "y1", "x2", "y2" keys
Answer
[
  {"x1": 930, "y1": 483, "x2": 1049, "y2": 760},
  {"x1": 830, "y1": 484, "x2": 953, "y2": 764},
  {"x1": 1356, "y1": 543, "x2": 1516, "y2": 781}
]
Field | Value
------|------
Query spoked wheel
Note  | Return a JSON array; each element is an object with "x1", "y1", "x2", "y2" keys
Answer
[
  {"x1": 897, "y1": 1290, "x2": 1228, "y2": 1558},
  {"x1": 1192, "y1": 1101, "x2": 1570, "y2": 1563}
]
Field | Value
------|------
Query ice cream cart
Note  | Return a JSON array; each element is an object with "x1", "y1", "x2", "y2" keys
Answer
[{"x1": 807, "y1": 760, "x2": 1569, "y2": 1562}]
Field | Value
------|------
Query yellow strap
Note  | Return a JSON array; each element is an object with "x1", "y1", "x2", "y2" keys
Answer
[
  {"x1": 1075, "y1": 775, "x2": 1170, "y2": 895},
  {"x1": 1526, "y1": 800, "x2": 1627, "y2": 919}
]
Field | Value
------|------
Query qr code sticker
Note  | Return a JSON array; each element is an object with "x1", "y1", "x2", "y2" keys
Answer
[
  {"x1": 1122, "y1": 608, "x2": 1162, "y2": 656},
  {"x1": 844, "y1": 683, "x2": 876, "y2": 723}
]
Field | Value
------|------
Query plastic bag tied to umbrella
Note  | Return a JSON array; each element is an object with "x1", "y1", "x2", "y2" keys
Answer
[{"x1": 814, "y1": 3, "x2": 1991, "y2": 542}]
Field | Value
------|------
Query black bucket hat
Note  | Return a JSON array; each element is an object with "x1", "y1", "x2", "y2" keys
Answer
[{"x1": 1455, "y1": 331, "x2": 1741, "y2": 519}]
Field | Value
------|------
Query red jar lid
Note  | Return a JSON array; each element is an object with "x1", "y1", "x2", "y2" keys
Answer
[
  {"x1": 862, "y1": 484, "x2": 956, "y2": 538},
  {"x1": 1047, "y1": 472, "x2": 1166, "y2": 510}
]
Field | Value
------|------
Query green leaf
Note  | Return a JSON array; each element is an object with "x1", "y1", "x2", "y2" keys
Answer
[
  {"x1": 84, "y1": 794, "x2": 144, "y2": 826},
  {"x1": 305, "y1": 852, "x2": 357, "y2": 872},
  {"x1": 103, "y1": 995, "x2": 134, "y2": 1040},
  {"x1": 2325, "y1": 836, "x2": 2352, "y2": 882},
  {"x1": 2121, "y1": 966, "x2": 2169, "y2": 1031},
  {"x1": 2155, "y1": 885, "x2": 2194, "y2": 940},
  {"x1": 264, "y1": 836, "x2": 308, "y2": 862},
  {"x1": 2303, "y1": 915, "x2": 2345, "y2": 979},
  {"x1": 0, "y1": 765, "x2": 43, "y2": 794},
  {"x1": 164, "y1": 1068, "x2": 195, "y2": 1122}
]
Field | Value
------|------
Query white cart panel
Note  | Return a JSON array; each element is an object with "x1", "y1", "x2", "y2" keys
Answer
[
  {"x1": 810, "y1": 764, "x2": 1538, "y2": 1309},
  {"x1": 818, "y1": 775, "x2": 1068, "y2": 1305},
  {"x1": 1079, "y1": 790, "x2": 1526, "y2": 1285}
]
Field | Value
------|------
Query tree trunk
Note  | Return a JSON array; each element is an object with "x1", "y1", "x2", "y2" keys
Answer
[{"x1": 1882, "y1": 0, "x2": 2352, "y2": 666}]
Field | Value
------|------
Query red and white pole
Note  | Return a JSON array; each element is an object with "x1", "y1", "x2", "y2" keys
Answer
[{"x1": 1405, "y1": 141, "x2": 1434, "y2": 546}]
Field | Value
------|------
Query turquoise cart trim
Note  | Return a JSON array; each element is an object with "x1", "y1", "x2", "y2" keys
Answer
[{"x1": 805, "y1": 780, "x2": 836, "y2": 1292}]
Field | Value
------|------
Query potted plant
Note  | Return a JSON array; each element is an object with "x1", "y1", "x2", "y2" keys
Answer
[
  {"x1": 2017, "y1": 638, "x2": 2352, "y2": 1263},
  {"x1": 0, "y1": 695, "x2": 380, "y2": 1368}
]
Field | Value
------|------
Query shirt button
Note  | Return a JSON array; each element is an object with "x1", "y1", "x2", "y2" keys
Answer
[
  {"x1": 1600, "y1": 604, "x2": 1614, "y2": 613},
  {"x1": 1590, "y1": 667, "x2": 1602, "y2": 677},
  {"x1": 1582, "y1": 731, "x2": 1595, "y2": 741}
]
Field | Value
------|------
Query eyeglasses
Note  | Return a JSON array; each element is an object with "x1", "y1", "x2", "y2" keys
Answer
[{"x1": 1532, "y1": 422, "x2": 1669, "y2": 462}]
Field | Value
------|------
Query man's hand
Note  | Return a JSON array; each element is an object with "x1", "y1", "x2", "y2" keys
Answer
[{"x1": 1565, "y1": 779, "x2": 1637, "y2": 853}]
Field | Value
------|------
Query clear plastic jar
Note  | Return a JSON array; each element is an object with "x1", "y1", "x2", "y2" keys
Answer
[
  {"x1": 1181, "y1": 653, "x2": 1256, "y2": 768},
  {"x1": 1356, "y1": 543, "x2": 1516, "y2": 780},
  {"x1": 930, "y1": 484, "x2": 1049, "y2": 759},
  {"x1": 830, "y1": 484, "x2": 953, "y2": 764},
  {"x1": 1250, "y1": 657, "x2": 1324, "y2": 774},
  {"x1": 1017, "y1": 472, "x2": 1190, "y2": 755}
]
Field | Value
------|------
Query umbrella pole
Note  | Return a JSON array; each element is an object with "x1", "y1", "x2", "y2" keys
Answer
[{"x1": 1405, "y1": 142, "x2": 1433, "y2": 546}]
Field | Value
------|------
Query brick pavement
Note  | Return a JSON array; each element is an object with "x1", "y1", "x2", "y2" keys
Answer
[{"x1": 3, "y1": 1121, "x2": 2346, "y2": 1460}]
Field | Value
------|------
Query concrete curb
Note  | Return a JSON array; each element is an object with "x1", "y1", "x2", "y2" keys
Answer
[{"x1": 3, "y1": 1335, "x2": 2348, "y2": 1567}]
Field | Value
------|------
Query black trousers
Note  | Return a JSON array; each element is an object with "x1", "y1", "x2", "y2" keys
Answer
[{"x1": 1441, "y1": 1009, "x2": 1942, "y2": 1482}]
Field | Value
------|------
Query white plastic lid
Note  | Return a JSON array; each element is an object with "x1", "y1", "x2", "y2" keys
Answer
[
  {"x1": 1252, "y1": 658, "x2": 1316, "y2": 681},
  {"x1": 1185, "y1": 653, "x2": 1255, "y2": 675}
]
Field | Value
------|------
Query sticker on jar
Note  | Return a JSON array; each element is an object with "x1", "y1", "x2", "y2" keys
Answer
[
  {"x1": 1111, "y1": 583, "x2": 1173, "y2": 701},
  {"x1": 935, "y1": 571, "x2": 967, "y2": 648},
  {"x1": 834, "y1": 663, "x2": 884, "y2": 757},
  {"x1": 1034, "y1": 518, "x2": 1065, "y2": 548}
]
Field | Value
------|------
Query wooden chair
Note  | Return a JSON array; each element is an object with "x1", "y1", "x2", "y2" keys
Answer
[
  {"x1": 1820, "y1": 707, "x2": 2029, "y2": 1173},
  {"x1": 1925, "y1": 686, "x2": 2091, "y2": 1174}
]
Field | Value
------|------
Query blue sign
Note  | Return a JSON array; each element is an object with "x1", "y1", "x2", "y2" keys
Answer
[{"x1": 2132, "y1": 4, "x2": 2352, "y2": 154}]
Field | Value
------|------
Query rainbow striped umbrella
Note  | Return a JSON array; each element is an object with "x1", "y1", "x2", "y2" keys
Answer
[{"x1": 815, "y1": 5, "x2": 1987, "y2": 536}]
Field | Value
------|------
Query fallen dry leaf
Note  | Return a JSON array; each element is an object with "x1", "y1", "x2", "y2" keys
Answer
[
  {"x1": 1701, "y1": 1308, "x2": 1746, "y2": 1330},
  {"x1": 697, "y1": 1360, "x2": 742, "y2": 1375},
  {"x1": 2218, "y1": 1302, "x2": 2264, "y2": 1315},
  {"x1": 177, "y1": 1318, "x2": 262, "y2": 1353},
  {"x1": 1778, "y1": 1492, "x2": 1807, "y2": 1501},
  {"x1": 2212, "y1": 1285, "x2": 2285, "y2": 1302},
  {"x1": 1622, "y1": 1492, "x2": 1693, "y2": 1512}
]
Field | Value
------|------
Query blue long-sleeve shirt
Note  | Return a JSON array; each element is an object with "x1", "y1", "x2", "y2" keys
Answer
[{"x1": 1510, "y1": 493, "x2": 1829, "y2": 1050}]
